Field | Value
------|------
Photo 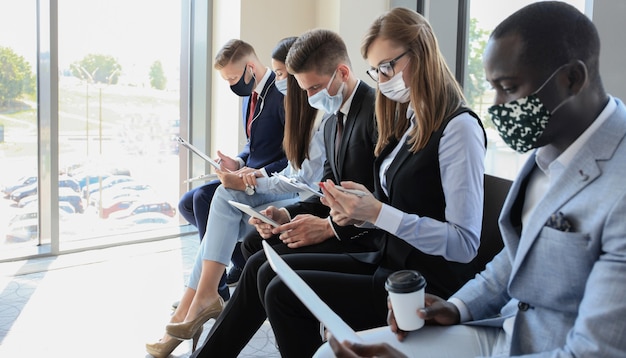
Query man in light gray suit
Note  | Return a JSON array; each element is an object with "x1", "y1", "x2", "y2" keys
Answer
[{"x1": 319, "y1": 2, "x2": 626, "y2": 357}]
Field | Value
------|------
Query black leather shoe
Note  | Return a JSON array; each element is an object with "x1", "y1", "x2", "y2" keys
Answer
[{"x1": 226, "y1": 266, "x2": 243, "y2": 286}]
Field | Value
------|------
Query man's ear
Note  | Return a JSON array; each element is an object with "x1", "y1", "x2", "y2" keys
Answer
[
  {"x1": 336, "y1": 64, "x2": 350, "y2": 82},
  {"x1": 566, "y1": 60, "x2": 588, "y2": 95}
]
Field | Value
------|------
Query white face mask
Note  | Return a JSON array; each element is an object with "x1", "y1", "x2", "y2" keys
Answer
[
  {"x1": 307, "y1": 70, "x2": 345, "y2": 114},
  {"x1": 275, "y1": 78, "x2": 287, "y2": 95},
  {"x1": 378, "y1": 71, "x2": 411, "y2": 103}
]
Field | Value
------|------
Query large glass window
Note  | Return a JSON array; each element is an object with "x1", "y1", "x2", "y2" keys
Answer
[
  {"x1": 465, "y1": 0, "x2": 587, "y2": 179},
  {"x1": 0, "y1": 1, "x2": 184, "y2": 260},
  {"x1": 0, "y1": 2, "x2": 39, "y2": 257},
  {"x1": 56, "y1": 0, "x2": 182, "y2": 248}
]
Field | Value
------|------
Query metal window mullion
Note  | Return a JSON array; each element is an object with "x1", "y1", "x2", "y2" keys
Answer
[
  {"x1": 456, "y1": 0, "x2": 469, "y2": 88},
  {"x1": 37, "y1": 0, "x2": 60, "y2": 254}
]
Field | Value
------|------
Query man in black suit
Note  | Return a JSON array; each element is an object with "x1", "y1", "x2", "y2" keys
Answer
[{"x1": 191, "y1": 29, "x2": 379, "y2": 357}]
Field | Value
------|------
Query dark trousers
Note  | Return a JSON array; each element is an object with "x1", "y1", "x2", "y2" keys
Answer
[
  {"x1": 178, "y1": 179, "x2": 220, "y2": 241},
  {"x1": 191, "y1": 237, "x2": 388, "y2": 358},
  {"x1": 241, "y1": 230, "x2": 270, "y2": 260}
]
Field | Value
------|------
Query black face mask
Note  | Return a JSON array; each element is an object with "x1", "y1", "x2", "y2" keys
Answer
[{"x1": 230, "y1": 66, "x2": 255, "y2": 97}]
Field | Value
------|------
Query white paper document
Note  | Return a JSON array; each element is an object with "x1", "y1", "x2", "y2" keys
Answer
[
  {"x1": 262, "y1": 240, "x2": 362, "y2": 344},
  {"x1": 228, "y1": 200, "x2": 281, "y2": 227},
  {"x1": 177, "y1": 136, "x2": 223, "y2": 171}
]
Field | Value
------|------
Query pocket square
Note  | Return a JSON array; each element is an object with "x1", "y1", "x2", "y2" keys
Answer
[{"x1": 545, "y1": 211, "x2": 572, "y2": 232}]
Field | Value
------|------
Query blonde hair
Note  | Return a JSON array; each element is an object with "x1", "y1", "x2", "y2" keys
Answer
[
  {"x1": 362, "y1": 7, "x2": 466, "y2": 155},
  {"x1": 214, "y1": 39, "x2": 256, "y2": 69}
]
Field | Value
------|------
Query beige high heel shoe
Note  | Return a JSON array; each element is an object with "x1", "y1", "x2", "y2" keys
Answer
[
  {"x1": 165, "y1": 297, "x2": 224, "y2": 340},
  {"x1": 146, "y1": 327, "x2": 203, "y2": 357}
]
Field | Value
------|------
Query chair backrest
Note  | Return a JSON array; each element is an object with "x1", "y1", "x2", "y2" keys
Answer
[{"x1": 469, "y1": 174, "x2": 513, "y2": 274}]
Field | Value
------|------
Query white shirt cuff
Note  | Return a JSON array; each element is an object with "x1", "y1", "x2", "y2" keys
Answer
[
  {"x1": 448, "y1": 297, "x2": 472, "y2": 323},
  {"x1": 259, "y1": 168, "x2": 268, "y2": 177},
  {"x1": 374, "y1": 203, "x2": 403, "y2": 235},
  {"x1": 279, "y1": 207, "x2": 292, "y2": 222},
  {"x1": 327, "y1": 216, "x2": 341, "y2": 240}
]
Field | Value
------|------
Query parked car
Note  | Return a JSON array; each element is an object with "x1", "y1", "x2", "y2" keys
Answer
[
  {"x1": 9, "y1": 205, "x2": 72, "y2": 226},
  {"x1": 72, "y1": 171, "x2": 111, "y2": 191},
  {"x1": 18, "y1": 188, "x2": 84, "y2": 213},
  {"x1": 59, "y1": 201, "x2": 76, "y2": 214},
  {"x1": 5, "y1": 219, "x2": 38, "y2": 243},
  {"x1": 17, "y1": 195, "x2": 38, "y2": 209},
  {"x1": 90, "y1": 183, "x2": 153, "y2": 207},
  {"x1": 10, "y1": 175, "x2": 80, "y2": 202},
  {"x1": 2, "y1": 175, "x2": 37, "y2": 198},
  {"x1": 9, "y1": 209, "x2": 38, "y2": 226},
  {"x1": 98, "y1": 199, "x2": 138, "y2": 219},
  {"x1": 117, "y1": 212, "x2": 175, "y2": 228},
  {"x1": 59, "y1": 189, "x2": 85, "y2": 213},
  {"x1": 10, "y1": 183, "x2": 37, "y2": 202},
  {"x1": 82, "y1": 175, "x2": 134, "y2": 199},
  {"x1": 68, "y1": 164, "x2": 131, "y2": 190},
  {"x1": 108, "y1": 200, "x2": 176, "y2": 220}
]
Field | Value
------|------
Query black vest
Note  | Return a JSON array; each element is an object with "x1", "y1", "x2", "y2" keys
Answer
[{"x1": 373, "y1": 108, "x2": 486, "y2": 299}]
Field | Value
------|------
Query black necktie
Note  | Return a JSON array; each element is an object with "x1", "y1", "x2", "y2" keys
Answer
[{"x1": 335, "y1": 112, "x2": 344, "y2": 166}]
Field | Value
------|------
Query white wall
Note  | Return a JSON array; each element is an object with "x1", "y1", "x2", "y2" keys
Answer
[
  {"x1": 209, "y1": 0, "x2": 390, "y2": 157},
  {"x1": 199, "y1": 0, "x2": 626, "y2": 183}
]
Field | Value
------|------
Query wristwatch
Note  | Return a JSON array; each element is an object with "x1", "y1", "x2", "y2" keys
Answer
[{"x1": 245, "y1": 184, "x2": 255, "y2": 196}]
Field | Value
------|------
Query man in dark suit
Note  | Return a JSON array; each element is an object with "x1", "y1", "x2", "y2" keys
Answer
[
  {"x1": 190, "y1": 29, "x2": 379, "y2": 357},
  {"x1": 177, "y1": 39, "x2": 288, "y2": 297}
]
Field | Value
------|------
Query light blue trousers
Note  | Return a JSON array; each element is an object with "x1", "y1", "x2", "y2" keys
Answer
[{"x1": 187, "y1": 185, "x2": 297, "y2": 290}]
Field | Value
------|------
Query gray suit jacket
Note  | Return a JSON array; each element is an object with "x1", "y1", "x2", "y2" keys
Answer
[{"x1": 455, "y1": 97, "x2": 626, "y2": 357}]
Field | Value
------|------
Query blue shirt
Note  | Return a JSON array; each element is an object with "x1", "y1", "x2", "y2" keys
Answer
[{"x1": 254, "y1": 116, "x2": 328, "y2": 197}]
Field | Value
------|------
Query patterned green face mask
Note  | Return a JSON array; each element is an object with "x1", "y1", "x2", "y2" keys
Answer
[
  {"x1": 488, "y1": 65, "x2": 568, "y2": 153},
  {"x1": 488, "y1": 94, "x2": 551, "y2": 153}
]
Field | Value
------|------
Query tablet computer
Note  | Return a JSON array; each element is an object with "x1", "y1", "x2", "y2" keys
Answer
[
  {"x1": 262, "y1": 240, "x2": 362, "y2": 344},
  {"x1": 228, "y1": 200, "x2": 281, "y2": 228},
  {"x1": 177, "y1": 136, "x2": 222, "y2": 171},
  {"x1": 273, "y1": 173, "x2": 324, "y2": 198}
]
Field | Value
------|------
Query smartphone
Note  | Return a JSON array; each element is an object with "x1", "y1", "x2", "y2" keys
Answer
[{"x1": 319, "y1": 182, "x2": 367, "y2": 197}]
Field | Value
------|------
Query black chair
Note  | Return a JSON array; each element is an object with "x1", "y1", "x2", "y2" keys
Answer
[{"x1": 469, "y1": 174, "x2": 513, "y2": 274}]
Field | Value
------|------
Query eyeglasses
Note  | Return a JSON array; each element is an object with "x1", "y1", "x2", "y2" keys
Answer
[{"x1": 366, "y1": 51, "x2": 409, "y2": 82}]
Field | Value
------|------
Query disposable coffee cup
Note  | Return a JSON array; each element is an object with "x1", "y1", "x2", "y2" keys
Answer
[{"x1": 385, "y1": 270, "x2": 427, "y2": 331}]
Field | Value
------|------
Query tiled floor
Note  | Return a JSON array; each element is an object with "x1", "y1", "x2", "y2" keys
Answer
[{"x1": 0, "y1": 234, "x2": 279, "y2": 357}]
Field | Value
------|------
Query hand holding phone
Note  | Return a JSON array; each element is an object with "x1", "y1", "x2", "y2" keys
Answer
[{"x1": 319, "y1": 182, "x2": 368, "y2": 198}]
